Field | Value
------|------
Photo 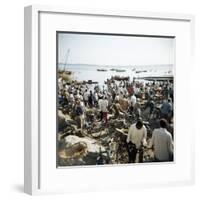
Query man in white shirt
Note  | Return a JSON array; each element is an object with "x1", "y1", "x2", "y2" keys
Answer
[
  {"x1": 134, "y1": 86, "x2": 140, "y2": 97},
  {"x1": 83, "y1": 90, "x2": 89, "y2": 106},
  {"x1": 75, "y1": 90, "x2": 81, "y2": 100},
  {"x1": 69, "y1": 93, "x2": 74, "y2": 103},
  {"x1": 150, "y1": 119, "x2": 173, "y2": 162},
  {"x1": 99, "y1": 96, "x2": 108, "y2": 124},
  {"x1": 98, "y1": 96, "x2": 103, "y2": 121},
  {"x1": 94, "y1": 92, "x2": 99, "y2": 106},
  {"x1": 126, "y1": 120, "x2": 147, "y2": 163},
  {"x1": 129, "y1": 94, "x2": 137, "y2": 107},
  {"x1": 128, "y1": 94, "x2": 137, "y2": 118},
  {"x1": 115, "y1": 93, "x2": 120, "y2": 102}
]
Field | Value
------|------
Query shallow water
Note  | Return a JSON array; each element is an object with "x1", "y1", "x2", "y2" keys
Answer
[{"x1": 59, "y1": 64, "x2": 173, "y2": 87}]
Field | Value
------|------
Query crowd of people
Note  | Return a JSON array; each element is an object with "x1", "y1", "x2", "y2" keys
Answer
[{"x1": 58, "y1": 73, "x2": 174, "y2": 164}]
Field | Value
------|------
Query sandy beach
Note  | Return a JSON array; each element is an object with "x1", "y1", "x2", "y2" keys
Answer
[{"x1": 57, "y1": 65, "x2": 174, "y2": 167}]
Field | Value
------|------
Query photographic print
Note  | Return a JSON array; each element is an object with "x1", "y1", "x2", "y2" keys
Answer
[{"x1": 57, "y1": 32, "x2": 174, "y2": 167}]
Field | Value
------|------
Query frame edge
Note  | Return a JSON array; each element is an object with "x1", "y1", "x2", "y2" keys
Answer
[
  {"x1": 24, "y1": 5, "x2": 32, "y2": 195},
  {"x1": 24, "y1": 5, "x2": 40, "y2": 195},
  {"x1": 24, "y1": 5, "x2": 195, "y2": 195}
]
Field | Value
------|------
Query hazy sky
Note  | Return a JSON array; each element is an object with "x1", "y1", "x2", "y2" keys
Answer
[{"x1": 58, "y1": 33, "x2": 174, "y2": 66}]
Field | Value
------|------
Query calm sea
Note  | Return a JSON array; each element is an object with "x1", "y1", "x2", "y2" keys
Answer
[{"x1": 58, "y1": 64, "x2": 173, "y2": 86}]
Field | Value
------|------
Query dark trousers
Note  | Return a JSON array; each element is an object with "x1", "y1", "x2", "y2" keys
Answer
[
  {"x1": 100, "y1": 111, "x2": 103, "y2": 121},
  {"x1": 103, "y1": 112, "x2": 108, "y2": 124},
  {"x1": 127, "y1": 143, "x2": 143, "y2": 163},
  {"x1": 84, "y1": 100, "x2": 87, "y2": 107},
  {"x1": 127, "y1": 143, "x2": 137, "y2": 163}
]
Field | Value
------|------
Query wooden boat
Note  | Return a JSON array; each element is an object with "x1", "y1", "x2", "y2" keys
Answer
[
  {"x1": 87, "y1": 80, "x2": 98, "y2": 84},
  {"x1": 113, "y1": 76, "x2": 129, "y2": 81},
  {"x1": 136, "y1": 70, "x2": 147, "y2": 73},
  {"x1": 97, "y1": 69, "x2": 107, "y2": 72},
  {"x1": 61, "y1": 72, "x2": 73, "y2": 82},
  {"x1": 141, "y1": 75, "x2": 173, "y2": 81},
  {"x1": 115, "y1": 69, "x2": 126, "y2": 72}
]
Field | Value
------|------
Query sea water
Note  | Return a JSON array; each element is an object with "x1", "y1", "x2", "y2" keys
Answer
[{"x1": 58, "y1": 64, "x2": 173, "y2": 87}]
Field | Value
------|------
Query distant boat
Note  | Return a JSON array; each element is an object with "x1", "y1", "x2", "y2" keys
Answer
[
  {"x1": 115, "y1": 69, "x2": 126, "y2": 72},
  {"x1": 138, "y1": 75, "x2": 173, "y2": 81},
  {"x1": 97, "y1": 69, "x2": 107, "y2": 72},
  {"x1": 87, "y1": 80, "x2": 98, "y2": 84},
  {"x1": 136, "y1": 70, "x2": 147, "y2": 73},
  {"x1": 113, "y1": 76, "x2": 129, "y2": 81}
]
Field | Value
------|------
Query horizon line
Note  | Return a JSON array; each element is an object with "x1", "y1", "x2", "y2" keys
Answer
[{"x1": 58, "y1": 63, "x2": 174, "y2": 66}]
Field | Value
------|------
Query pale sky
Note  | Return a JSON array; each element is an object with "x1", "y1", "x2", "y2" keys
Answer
[{"x1": 58, "y1": 33, "x2": 174, "y2": 66}]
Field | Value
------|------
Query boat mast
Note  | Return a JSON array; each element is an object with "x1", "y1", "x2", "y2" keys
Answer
[{"x1": 64, "y1": 49, "x2": 70, "y2": 71}]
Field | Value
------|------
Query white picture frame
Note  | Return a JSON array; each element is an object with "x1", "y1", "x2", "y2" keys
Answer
[{"x1": 24, "y1": 5, "x2": 195, "y2": 195}]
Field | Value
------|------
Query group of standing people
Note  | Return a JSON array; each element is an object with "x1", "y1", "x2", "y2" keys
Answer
[
  {"x1": 126, "y1": 118, "x2": 173, "y2": 163},
  {"x1": 58, "y1": 75, "x2": 174, "y2": 163}
]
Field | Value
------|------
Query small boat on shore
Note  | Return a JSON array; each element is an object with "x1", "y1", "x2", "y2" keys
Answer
[
  {"x1": 58, "y1": 69, "x2": 72, "y2": 75},
  {"x1": 87, "y1": 80, "x2": 98, "y2": 84},
  {"x1": 112, "y1": 76, "x2": 129, "y2": 81},
  {"x1": 136, "y1": 70, "x2": 147, "y2": 73},
  {"x1": 97, "y1": 69, "x2": 107, "y2": 72},
  {"x1": 138, "y1": 75, "x2": 173, "y2": 81},
  {"x1": 64, "y1": 70, "x2": 72, "y2": 75}
]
